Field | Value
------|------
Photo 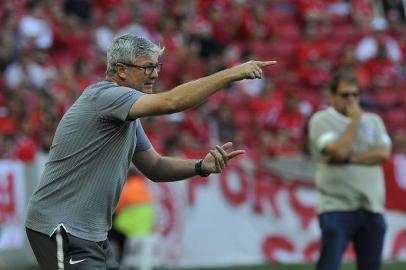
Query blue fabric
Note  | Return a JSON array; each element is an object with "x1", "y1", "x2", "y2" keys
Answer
[{"x1": 316, "y1": 209, "x2": 386, "y2": 270}]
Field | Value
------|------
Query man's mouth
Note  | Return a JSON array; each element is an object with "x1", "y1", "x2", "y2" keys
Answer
[{"x1": 145, "y1": 82, "x2": 154, "y2": 87}]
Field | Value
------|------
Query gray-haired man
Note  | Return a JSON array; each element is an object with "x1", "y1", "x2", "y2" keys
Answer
[{"x1": 25, "y1": 34, "x2": 276, "y2": 269}]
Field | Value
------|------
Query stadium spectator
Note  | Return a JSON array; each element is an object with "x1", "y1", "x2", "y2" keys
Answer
[
  {"x1": 355, "y1": 17, "x2": 403, "y2": 63},
  {"x1": 308, "y1": 70, "x2": 391, "y2": 270},
  {"x1": 360, "y1": 40, "x2": 401, "y2": 90},
  {"x1": 4, "y1": 50, "x2": 51, "y2": 90},
  {"x1": 62, "y1": 0, "x2": 92, "y2": 24},
  {"x1": 336, "y1": 45, "x2": 370, "y2": 90},
  {"x1": 25, "y1": 33, "x2": 274, "y2": 269},
  {"x1": 95, "y1": 10, "x2": 121, "y2": 53},
  {"x1": 0, "y1": 10, "x2": 19, "y2": 72},
  {"x1": 18, "y1": 0, "x2": 54, "y2": 50}
]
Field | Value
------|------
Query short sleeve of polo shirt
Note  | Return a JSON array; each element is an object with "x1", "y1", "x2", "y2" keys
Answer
[
  {"x1": 374, "y1": 115, "x2": 392, "y2": 146},
  {"x1": 96, "y1": 85, "x2": 143, "y2": 121},
  {"x1": 135, "y1": 119, "x2": 152, "y2": 152},
  {"x1": 309, "y1": 114, "x2": 338, "y2": 153}
]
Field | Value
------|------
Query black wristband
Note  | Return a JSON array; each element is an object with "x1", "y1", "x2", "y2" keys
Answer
[{"x1": 195, "y1": 159, "x2": 210, "y2": 177}]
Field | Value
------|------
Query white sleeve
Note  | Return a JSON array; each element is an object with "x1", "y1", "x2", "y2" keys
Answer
[{"x1": 317, "y1": 131, "x2": 338, "y2": 152}]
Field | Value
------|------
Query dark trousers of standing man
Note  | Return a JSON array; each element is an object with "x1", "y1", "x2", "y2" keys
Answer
[
  {"x1": 316, "y1": 209, "x2": 386, "y2": 270},
  {"x1": 26, "y1": 227, "x2": 119, "y2": 270}
]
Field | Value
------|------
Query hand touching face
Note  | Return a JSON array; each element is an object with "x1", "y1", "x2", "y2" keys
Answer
[{"x1": 332, "y1": 81, "x2": 361, "y2": 117}]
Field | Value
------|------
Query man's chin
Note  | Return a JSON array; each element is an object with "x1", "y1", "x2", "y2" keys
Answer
[{"x1": 144, "y1": 84, "x2": 154, "y2": 94}]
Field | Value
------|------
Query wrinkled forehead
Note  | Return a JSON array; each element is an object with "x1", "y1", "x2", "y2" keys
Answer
[{"x1": 134, "y1": 54, "x2": 160, "y2": 65}]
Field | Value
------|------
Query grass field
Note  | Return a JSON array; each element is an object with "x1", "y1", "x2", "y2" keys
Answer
[
  {"x1": 17, "y1": 261, "x2": 406, "y2": 270},
  {"x1": 175, "y1": 261, "x2": 406, "y2": 270}
]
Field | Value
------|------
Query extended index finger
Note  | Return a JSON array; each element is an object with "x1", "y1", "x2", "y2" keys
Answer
[
  {"x1": 227, "y1": 150, "x2": 246, "y2": 160},
  {"x1": 256, "y1": 60, "x2": 277, "y2": 67}
]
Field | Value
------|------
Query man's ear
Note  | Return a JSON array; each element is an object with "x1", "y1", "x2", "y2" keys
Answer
[{"x1": 115, "y1": 63, "x2": 127, "y2": 79}]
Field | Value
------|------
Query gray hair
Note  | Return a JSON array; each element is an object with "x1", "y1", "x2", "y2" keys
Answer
[{"x1": 106, "y1": 34, "x2": 165, "y2": 76}]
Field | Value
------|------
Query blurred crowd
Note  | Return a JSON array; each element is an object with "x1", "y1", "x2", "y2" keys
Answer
[{"x1": 1, "y1": 0, "x2": 406, "y2": 164}]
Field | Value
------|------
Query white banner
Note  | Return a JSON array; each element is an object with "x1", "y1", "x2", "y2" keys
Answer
[
  {"x1": 150, "y1": 158, "x2": 406, "y2": 267},
  {"x1": 0, "y1": 160, "x2": 26, "y2": 251},
  {"x1": 2, "y1": 156, "x2": 404, "y2": 267}
]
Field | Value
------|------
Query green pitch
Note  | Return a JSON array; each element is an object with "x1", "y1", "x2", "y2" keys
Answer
[
  {"x1": 173, "y1": 261, "x2": 406, "y2": 270},
  {"x1": 19, "y1": 261, "x2": 406, "y2": 270}
]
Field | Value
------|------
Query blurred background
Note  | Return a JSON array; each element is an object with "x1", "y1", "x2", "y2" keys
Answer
[{"x1": 0, "y1": 0, "x2": 406, "y2": 269}]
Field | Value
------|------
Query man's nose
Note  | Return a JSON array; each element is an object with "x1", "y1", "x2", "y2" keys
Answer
[{"x1": 149, "y1": 69, "x2": 159, "y2": 78}]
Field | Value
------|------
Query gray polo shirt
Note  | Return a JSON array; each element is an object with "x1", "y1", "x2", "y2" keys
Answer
[
  {"x1": 308, "y1": 107, "x2": 391, "y2": 214},
  {"x1": 26, "y1": 80, "x2": 152, "y2": 241}
]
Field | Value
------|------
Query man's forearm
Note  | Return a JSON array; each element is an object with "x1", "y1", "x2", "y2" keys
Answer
[
  {"x1": 162, "y1": 69, "x2": 237, "y2": 113},
  {"x1": 350, "y1": 145, "x2": 391, "y2": 165},
  {"x1": 149, "y1": 156, "x2": 198, "y2": 182},
  {"x1": 325, "y1": 118, "x2": 360, "y2": 160},
  {"x1": 128, "y1": 61, "x2": 274, "y2": 119}
]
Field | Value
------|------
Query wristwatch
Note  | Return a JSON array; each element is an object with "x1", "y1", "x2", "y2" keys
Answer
[{"x1": 195, "y1": 159, "x2": 210, "y2": 177}]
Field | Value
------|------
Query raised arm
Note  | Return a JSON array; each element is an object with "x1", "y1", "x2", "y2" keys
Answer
[{"x1": 127, "y1": 60, "x2": 276, "y2": 120}]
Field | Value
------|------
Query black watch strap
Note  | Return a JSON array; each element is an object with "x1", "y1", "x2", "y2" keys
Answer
[{"x1": 195, "y1": 159, "x2": 210, "y2": 177}]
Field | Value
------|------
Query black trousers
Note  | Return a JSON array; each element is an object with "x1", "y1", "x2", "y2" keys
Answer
[{"x1": 26, "y1": 227, "x2": 119, "y2": 270}]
